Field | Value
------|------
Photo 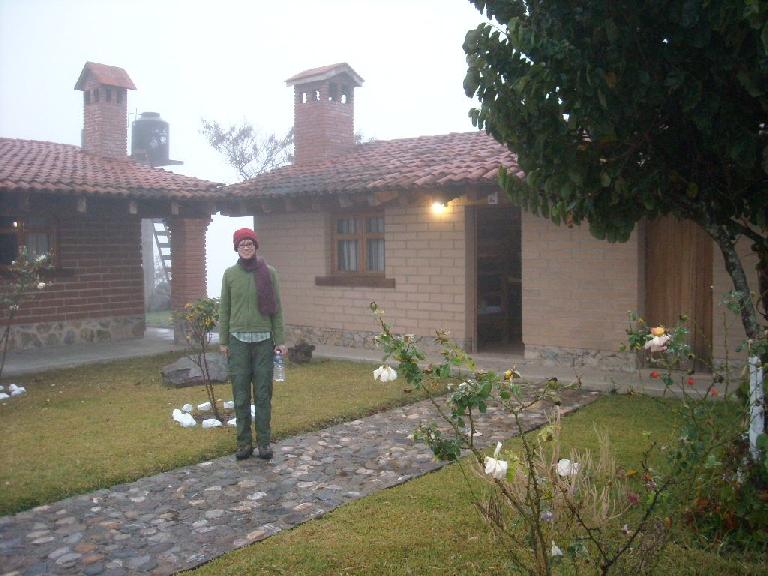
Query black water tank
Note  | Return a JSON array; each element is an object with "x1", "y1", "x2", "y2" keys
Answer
[{"x1": 131, "y1": 112, "x2": 169, "y2": 166}]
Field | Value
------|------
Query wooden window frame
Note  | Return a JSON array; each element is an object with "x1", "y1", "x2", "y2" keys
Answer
[
  {"x1": 314, "y1": 211, "x2": 395, "y2": 288},
  {"x1": 0, "y1": 217, "x2": 59, "y2": 268}
]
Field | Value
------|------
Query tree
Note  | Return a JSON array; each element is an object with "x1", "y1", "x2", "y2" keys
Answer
[
  {"x1": 464, "y1": 0, "x2": 767, "y2": 337},
  {"x1": 463, "y1": 0, "x2": 767, "y2": 450},
  {"x1": 200, "y1": 119, "x2": 293, "y2": 180}
]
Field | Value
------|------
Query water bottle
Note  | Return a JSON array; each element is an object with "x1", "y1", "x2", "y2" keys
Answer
[{"x1": 273, "y1": 350, "x2": 285, "y2": 382}]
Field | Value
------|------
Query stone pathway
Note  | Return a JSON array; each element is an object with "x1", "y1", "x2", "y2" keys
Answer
[{"x1": 0, "y1": 388, "x2": 600, "y2": 575}]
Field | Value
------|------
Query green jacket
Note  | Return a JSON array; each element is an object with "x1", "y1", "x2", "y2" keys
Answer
[{"x1": 219, "y1": 263, "x2": 284, "y2": 346}]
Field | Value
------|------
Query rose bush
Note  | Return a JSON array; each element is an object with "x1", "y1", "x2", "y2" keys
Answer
[{"x1": 371, "y1": 302, "x2": 673, "y2": 575}]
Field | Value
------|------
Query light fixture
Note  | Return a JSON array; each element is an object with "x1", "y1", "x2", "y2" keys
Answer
[
  {"x1": 431, "y1": 201, "x2": 447, "y2": 215},
  {"x1": 430, "y1": 194, "x2": 448, "y2": 215}
]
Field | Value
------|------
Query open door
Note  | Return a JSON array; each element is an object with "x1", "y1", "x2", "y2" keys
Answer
[
  {"x1": 475, "y1": 205, "x2": 523, "y2": 352},
  {"x1": 645, "y1": 216, "x2": 713, "y2": 365}
]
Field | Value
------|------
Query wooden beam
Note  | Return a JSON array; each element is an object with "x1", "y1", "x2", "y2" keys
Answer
[
  {"x1": 368, "y1": 190, "x2": 399, "y2": 207},
  {"x1": 170, "y1": 201, "x2": 180, "y2": 216}
]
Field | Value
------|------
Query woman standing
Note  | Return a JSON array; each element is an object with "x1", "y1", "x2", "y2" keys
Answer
[{"x1": 219, "y1": 228, "x2": 286, "y2": 460}]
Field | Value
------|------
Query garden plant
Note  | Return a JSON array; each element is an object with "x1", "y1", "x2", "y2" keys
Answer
[
  {"x1": 623, "y1": 305, "x2": 768, "y2": 552},
  {"x1": 176, "y1": 297, "x2": 223, "y2": 422},
  {"x1": 371, "y1": 300, "x2": 767, "y2": 574},
  {"x1": 0, "y1": 248, "x2": 52, "y2": 380}
]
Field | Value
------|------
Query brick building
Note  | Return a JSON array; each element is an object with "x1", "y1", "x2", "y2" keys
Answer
[
  {"x1": 0, "y1": 62, "x2": 220, "y2": 350},
  {"x1": 221, "y1": 63, "x2": 757, "y2": 370}
]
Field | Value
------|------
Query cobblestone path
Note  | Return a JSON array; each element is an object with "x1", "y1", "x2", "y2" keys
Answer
[{"x1": 0, "y1": 388, "x2": 600, "y2": 575}]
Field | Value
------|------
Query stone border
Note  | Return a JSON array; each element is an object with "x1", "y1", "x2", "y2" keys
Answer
[
  {"x1": 285, "y1": 325, "x2": 469, "y2": 353},
  {"x1": 524, "y1": 344, "x2": 638, "y2": 372}
]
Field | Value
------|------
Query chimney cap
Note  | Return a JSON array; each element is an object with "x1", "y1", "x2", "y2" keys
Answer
[
  {"x1": 75, "y1": 62, "x2": 136, "y2": 91},
  {"x1": 285, "y1": 63, "x2": 363, "y2": 87}
]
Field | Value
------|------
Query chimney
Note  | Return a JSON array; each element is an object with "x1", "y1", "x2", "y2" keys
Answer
[
  {"x1": 75, "y1": 62, "x2": 136, "y2": 158},
  {"x1": 285, "y1": 63, "x2": 363, "y2": 165}
]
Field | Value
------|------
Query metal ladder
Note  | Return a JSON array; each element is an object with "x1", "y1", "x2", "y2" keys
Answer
[{"x1": 153, "y1": 220, "x2": 172, "y2": 283}]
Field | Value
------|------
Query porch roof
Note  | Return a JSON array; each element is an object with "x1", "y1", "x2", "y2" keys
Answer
[
  {"x1": 0, "y1": 138, "x2": 222, "y2": 199},
  {"x1": 226, "y1": 131, "x2": 522, "y2": 199}
]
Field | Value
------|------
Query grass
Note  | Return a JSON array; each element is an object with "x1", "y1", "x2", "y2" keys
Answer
[
  {"x1": 189, "y1": 394, "x2": 767, "y2": 576},
  {"x1": 2, "y1": 356, "x2": 764, "y2": 574},
  {"x1": 0, "y1": 354, "x2": 441, "y2": 516},
  {"x1": 145, "y1": 309, "x2": 174, "y2": 328}
]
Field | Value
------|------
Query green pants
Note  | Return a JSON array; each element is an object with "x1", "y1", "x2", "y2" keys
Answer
[{"x1": 228, "y1": 338, "x2": 274, "y2": 449}]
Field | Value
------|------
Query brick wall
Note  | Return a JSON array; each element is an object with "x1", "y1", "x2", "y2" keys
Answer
[
  {"x1": 293, "y1": 80, "x2": 355, "y2": 165},
  {"x1": 255, "y1": 199, "x2": 469, "y2": 347},
  {"x1": 521, "y1": 212, "x2": 643, "y2": 358},
  {"x1": 81, "y1": 78, "x2": 127, "y2": 159},
  {"x1": 169, "y1": 217, "x2": 210, "y2": 312},
  {"x1": 9, "y1": 213, "x2": 144, "y2": 342}
]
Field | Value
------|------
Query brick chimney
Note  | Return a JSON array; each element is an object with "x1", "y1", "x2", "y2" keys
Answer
[
  {"x1": 75, "y1": 62, "x2": 136, "y2": 158},
  {"x1": 285, "y1": 63, "x2": 363, "y2": 165}
]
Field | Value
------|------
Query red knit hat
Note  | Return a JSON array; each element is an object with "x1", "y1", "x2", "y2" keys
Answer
[{"x1": 233, "y1": 228, "x2": 258, "y2": 251}]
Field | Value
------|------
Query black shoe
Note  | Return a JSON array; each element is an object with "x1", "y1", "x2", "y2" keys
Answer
[
  {"x1": 236, "y1": 446, "x2": 253, "y2": 460},
  {"x1": 257, "y1": 445, "x2": 273, "y2": 460}
]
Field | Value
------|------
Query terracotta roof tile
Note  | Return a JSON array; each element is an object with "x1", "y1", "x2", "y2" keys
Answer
[
  {"x1": 74, "y1": 62, "x2": 136, "y2": 90},
  {"x1": 227, "y1": 131, "x2": 520, "y2": 198},
  {"x1": 285, "y1": 63, "x2": 364, "y2": 87},
  {"x1": 0, "y1": 139, "x2": 221, "y2": 199}
]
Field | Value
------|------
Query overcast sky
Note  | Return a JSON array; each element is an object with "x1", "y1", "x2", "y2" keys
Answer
[{"x1": 0, "y1": 0, "x2": 488, "y2": 295}]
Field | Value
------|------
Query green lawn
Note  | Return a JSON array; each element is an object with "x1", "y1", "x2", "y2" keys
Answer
[
  {"x1": 2, "y1": 356, "x2": 764, "y2": 574},
  {"x1": 190, "y1": 394, "x2": 767, "y2": 576},
  {"x1": 0, "y1": 354, "x2": 443, "y2": 516}
]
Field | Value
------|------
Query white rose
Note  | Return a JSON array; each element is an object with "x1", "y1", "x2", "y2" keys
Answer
[
  {"x1": 484, "y1": 456, "x2": 508, "y2": 480},
  {"x1": 551, "y1": 541, "x2": 563, "y2": 557},
  {"x1": 556, "y1": 458, "x2": 580, "y2": 477},
  {"x1": 373, "y1": 365, "x2": 397, "y2": 382},
  {"x1": 644, "y1": 334, "x2": 670, "y2": 353}
]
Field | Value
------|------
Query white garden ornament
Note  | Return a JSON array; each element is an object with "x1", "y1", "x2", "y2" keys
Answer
[{"x1": 171, "y1": 408, "x2": 196, "y2": 428}]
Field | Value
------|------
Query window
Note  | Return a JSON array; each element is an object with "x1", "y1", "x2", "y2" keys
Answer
[
  {"x1": 333, "y1": 213, "x2": 384, "y2": 274},
  {"x1": 316, "y1": 211, "x2": 394, "y2": 288},
  {"x1": 0, "y1": 217, "x2": 56, "y2": 266}
]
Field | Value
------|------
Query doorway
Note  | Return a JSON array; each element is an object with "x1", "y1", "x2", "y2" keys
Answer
[
  {"x1": 645, "y1": 216, "x2": 713, "y2": 365},
  {"x1": 475, "y1": 205, "x2": 523, "y2": 352}
]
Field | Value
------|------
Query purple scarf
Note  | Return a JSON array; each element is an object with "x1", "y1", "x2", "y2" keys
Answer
[{"x1": 237, "y1": 256, "x2": 277, "y2": 316}]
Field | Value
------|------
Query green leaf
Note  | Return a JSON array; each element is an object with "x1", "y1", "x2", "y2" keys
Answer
[
  {"x1": 762, "y1": 23, "x2": 768, "y2": 54},
  {"x1": 597, "y1": 89, "x2": 607, "y2": 108},
  {"x1": 568, "y1": 166, "x2": 584, "y2": 185}
]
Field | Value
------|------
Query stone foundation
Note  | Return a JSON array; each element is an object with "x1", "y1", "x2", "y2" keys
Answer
[
  {"x1": 524, "y1": 345, "x2": 638, "y2": 372},
  {"x1": 6, "y1": 316, "x2": 145, "y2": 352},
  {"x1": 285, "y1": 325, "x2": 469, "y2": 353}
]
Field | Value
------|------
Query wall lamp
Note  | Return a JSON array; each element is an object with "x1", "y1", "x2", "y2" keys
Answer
[{"x1": 430, "y1": 194, "x2": 448, "y2": 215}]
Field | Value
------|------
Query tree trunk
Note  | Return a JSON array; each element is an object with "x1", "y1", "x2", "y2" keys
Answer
[
  {"x1": 706, "y1": 224, "x2": 765, "y2": 459},
  {"x1": 707, "y1": 226, "x2": 760, "y2": 340}
]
